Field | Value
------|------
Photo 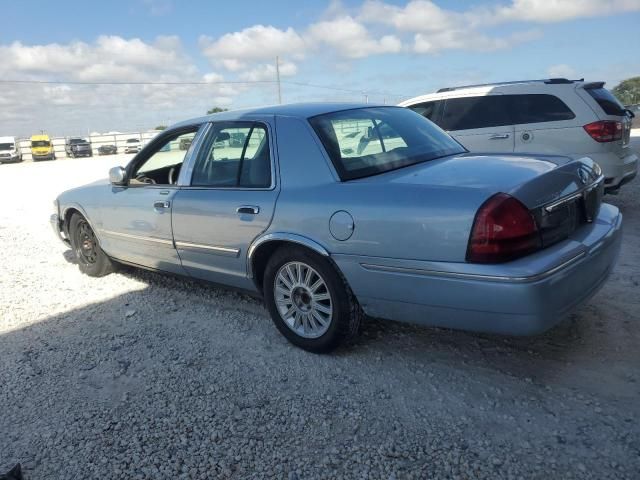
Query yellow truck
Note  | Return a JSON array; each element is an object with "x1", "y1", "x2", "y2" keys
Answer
[{"x1": 30, "y1": 134, "x2": 56, "y2": 161}]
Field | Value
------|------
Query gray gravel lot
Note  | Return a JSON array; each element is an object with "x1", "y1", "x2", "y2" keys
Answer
[{"x1": 1, "y1": 148, "x2": 639, "y2": 479}]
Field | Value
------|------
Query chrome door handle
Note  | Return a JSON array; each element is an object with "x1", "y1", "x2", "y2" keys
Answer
[
  {"x1": 236, "y1": 205, "x2": 260, "y2": 215},
  {"x1": 489, "y1": 133, "x2": 510, "y2": 140},
  {"x1": 154, "y1": 200, "x2": 170, "y2": 209}
]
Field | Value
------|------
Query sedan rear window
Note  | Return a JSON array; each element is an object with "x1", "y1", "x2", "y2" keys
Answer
[
  {"x1": 585, "y1": 87, "x2": 626, "y2": 116},
  {"x1": 309, "y1": 107, "x2": 465, "y2": 181}
]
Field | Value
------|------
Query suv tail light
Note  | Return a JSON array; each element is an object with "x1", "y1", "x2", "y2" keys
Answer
[
  {"x1": 583, "y1": 120, "x2": 622, "y2": 142},
  {"x1": 467, "y1": 193, "x2": 541, "y2": 263}
]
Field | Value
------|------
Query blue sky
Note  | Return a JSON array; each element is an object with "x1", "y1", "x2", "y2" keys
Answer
[{"x1": 1, "y1": 0, "x2": 639, "y2": 136}]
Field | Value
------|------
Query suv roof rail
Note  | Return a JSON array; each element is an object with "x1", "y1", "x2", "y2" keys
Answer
[{"x1": 436, "y1": 78, "x2": 585, "y2": 93}]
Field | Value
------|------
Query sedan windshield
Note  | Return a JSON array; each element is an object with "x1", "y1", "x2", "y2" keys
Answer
[{"x1": 309, "y1": 107, "x2": 465, "y2": 180}]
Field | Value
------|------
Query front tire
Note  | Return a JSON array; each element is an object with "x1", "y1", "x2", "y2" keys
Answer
[
  {"x1": 263, "y1": 246, "x2": 362, "y2": 353},
  {"x1": 69, "y1": 213, "x2": 114, "y2": 277}
]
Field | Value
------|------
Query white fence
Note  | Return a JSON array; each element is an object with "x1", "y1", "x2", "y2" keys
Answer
[{"x1": 17, "y1": 130, "x2": 162, "y2": 161}]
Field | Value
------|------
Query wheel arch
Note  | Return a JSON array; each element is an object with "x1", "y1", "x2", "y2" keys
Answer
[
  {"x1": 248, "y1": 233, "x2": 331, "y2": 292},
  {"x1": 61, "y1": 204, "x2": 101, "y2": 244}
]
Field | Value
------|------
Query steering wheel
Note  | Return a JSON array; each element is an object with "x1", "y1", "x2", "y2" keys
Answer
[
  {"x1": 168, "y1": 167, "x2": 176, "y2": 185},
  {"x1": 135, "y1": 174, "x2": 156, "y2": 185}
]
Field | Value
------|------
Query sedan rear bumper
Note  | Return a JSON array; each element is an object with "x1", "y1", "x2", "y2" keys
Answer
[{"x1": 334, "y1": 204, "x2": 622, "y2": 335}]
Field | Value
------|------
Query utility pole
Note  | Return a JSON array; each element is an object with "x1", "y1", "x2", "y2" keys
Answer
[{"x1": 275, "y1": 56, "x2": 282, "y2": 104}]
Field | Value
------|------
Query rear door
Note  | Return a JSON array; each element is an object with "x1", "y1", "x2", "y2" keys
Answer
[
  {"x1": 509, "y1": 93, "x2": 581, "y2": 155},
  {"x1": 171, "y1": 119, "x2": 279, "y2": 289},
  {"x1": 441, "y1": 95, "x2": 514, "y2": 153}
]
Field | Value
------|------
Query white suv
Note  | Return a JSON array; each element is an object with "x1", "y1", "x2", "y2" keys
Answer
[{"x1": 400, "y1": 79, "x2": 637, "y2": 193}]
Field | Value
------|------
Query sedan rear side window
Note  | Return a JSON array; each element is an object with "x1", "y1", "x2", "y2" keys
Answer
[
  {"x1": 310, "y1": 107, "x2": 465, "y2": 181},
  {"x1": 191, "y1": 123, "x2": 271, "y2": 188}
]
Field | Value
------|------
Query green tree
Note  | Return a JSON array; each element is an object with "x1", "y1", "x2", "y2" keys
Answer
[
  {"x1": 207, "y1": 106, "x2": 228, "y2": 114},
  {"x1": 154, "y1": 125, "x2": 167, "y2": 130},
  {"x1": 612, "y1": 76, "x2": 640, "y2": 105}
]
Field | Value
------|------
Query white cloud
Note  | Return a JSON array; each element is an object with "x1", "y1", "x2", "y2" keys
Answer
[
  {"x1": 360, "y1": 0, "x2": 460, "y2": 33},
  {"x1": 141, "y1": 0, "x2": 173, "y2": 16},
  {"x1": 492, "y1": 0, "x2": 640, "y2": 24},
  {"x1": 0, "y1": 36, "x2": 238, "y2": 135},
  {"x1": 306, "y1": 16, "x2": 402, "y2": 59},
  {"x1": 0, "y1": 36, "x2": 197, "y2": 82},
  {"x1": 413, "y1": 29, "x2": 540, "y2": 54},
  {"x1": 358, "y1": 0, "x2": 640, "y2": 54},
  {"x1": 239, "y1": 61, "x2": 298, "y2": 82},
  {"x1": 547, "y1": 64, "x2": 577, "y2": 78},
  {"x1": 199, "y1": 25, "x2": 306, "y2": 66}
]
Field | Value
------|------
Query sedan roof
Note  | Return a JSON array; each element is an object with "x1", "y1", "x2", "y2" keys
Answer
[{"x1": 173, "y1": 102, "x2": 388, "y2": 128}]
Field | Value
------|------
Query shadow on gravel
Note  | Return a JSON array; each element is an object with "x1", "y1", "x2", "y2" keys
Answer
[
  {"x1": 52, "y1": 242, "x2": 640, "y2": 400},
  {"x1": 2, "y1": 241, "x2": 639, "y2": 477}
]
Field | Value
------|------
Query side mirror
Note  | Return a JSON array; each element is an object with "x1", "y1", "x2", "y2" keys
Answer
[{"x1": 109, "y1": 166, "x2": 127, "y2": 185}]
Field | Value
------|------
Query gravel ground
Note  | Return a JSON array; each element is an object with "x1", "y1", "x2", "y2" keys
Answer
[{"x1": 1, "y1": 148, "x2": 639, "y2": 480}]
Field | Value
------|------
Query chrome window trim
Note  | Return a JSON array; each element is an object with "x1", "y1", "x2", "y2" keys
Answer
[
  {"x1": 100, "y1": 229, "x2": 174, "y2": 246},
  {"x1": 174, "y1": 240, "x2": 240, "y2": 257},
  {"x1": 176, "y1": 123, "x2": 212, "y2": 187},
  {"x1": 360, "y1": 251, "x2": 586, "y2": 284},
  {"x1": 185, "y1": 120, "x2": 277, "y2": 191}
]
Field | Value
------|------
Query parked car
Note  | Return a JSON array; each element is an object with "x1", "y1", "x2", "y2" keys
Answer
[
  {"x1": 179, "y1": 137, "x2": 193, "y2": 150},
  {"x1": 65, "y1": 137, "x2": 92, "y2": 158},
  {"x1": 0, "y1": 136, "x2": 22, "y2": 163},
  {"x1": 124, "y1": 138, "x2": 141, "y2": 154},
  {"x1": 30, "y1": 134, "x2": 55, "y2": 161},
  {"x1": 98, "y1": 144, "x2": 118, "y2": 155},
  {"x1": 626, "y1": 103, "x2": 640, "y2": 128},
  {"x1": 51, "y1": 104, "x2": 622, "y2": 352},
  {"x1": 229, "y1": 132, "x2": 246, "y2": 147},
  {"x1": 400, "y1": 78, "x2": 638, "y2": 194}
]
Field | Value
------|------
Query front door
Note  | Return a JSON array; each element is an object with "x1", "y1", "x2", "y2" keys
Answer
[
  {"x1": 171, "y1": 120, "x2": 279, "y2": 289},
  {"x1": 98, "y1": 126, "x2": 201, "y2": 273}
]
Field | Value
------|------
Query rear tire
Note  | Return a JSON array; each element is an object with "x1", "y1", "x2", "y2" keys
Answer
[
  {"x1": 263, "y1": 246, "x2": 362, "y2": 353},
  {"x1": 69, "y1": 213, "x2": 114, "y2": 277}
]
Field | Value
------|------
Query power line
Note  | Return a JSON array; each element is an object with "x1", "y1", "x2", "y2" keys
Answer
[
  {"x1": 0, "y1": 78, "x2": 409, "y2": 99},
  {"x1": 0, "y1": 79, "x2": 274, "y2": 85}
]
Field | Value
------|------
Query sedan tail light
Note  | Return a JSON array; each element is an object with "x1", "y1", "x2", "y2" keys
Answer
[
  {"x1": 583, "y1": 120, "x2": 622, "y2": 142},
  {"x1": 467, "y1": 193, "x2": 541, "y2": 263}
]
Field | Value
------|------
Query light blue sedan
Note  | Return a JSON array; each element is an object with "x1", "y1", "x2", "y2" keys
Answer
[{"x1": 51, "y1": 103, "x2": 622, "y2": 352}]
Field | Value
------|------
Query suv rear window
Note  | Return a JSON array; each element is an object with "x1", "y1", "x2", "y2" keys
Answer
[
  {"x1": 309, "y1": 107, "x2": 465, "y2": 181},
  {"x1": 585, "y1": 87, "x2": 626, "y2": 116}
]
